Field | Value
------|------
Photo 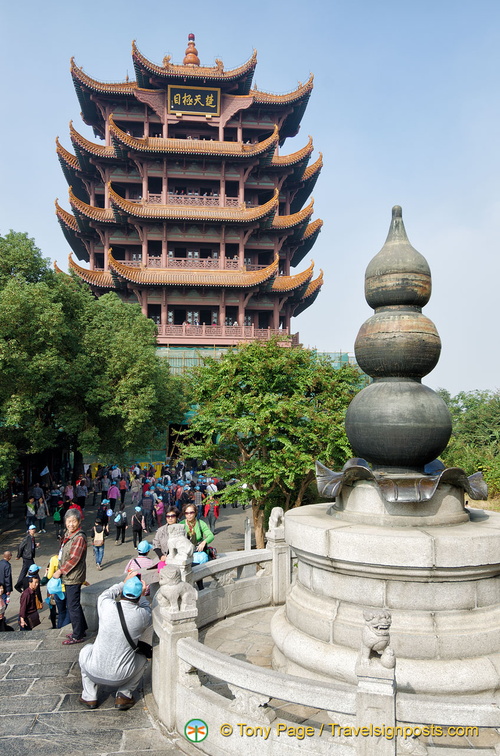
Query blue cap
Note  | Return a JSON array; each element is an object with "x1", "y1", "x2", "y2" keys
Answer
[
  {"x1": 28, "y1": 564, "x2": 41, "y2": 574},
  {"x1": 135, "y1": 506, "x2": 142, "y2": 512},
  {"x1": 123, "y1": 576, "x2": 143, "y2": 598},
  {"x1": 137, "y1": 540, "x2": 152, "y2": 554},
  {"x1": 28, "y1": 524, "x2": 37, "y2": 530},
  {"x1": 101, "y1": 498, "x2": 109, "y2": 504}
]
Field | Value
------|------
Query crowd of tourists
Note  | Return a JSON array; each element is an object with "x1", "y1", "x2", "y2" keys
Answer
[{"x1": 0, "y1": 459, "x2": 236, "y2": 708}]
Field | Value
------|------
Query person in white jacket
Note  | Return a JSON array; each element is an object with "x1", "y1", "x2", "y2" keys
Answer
[{"x1": 78, "y1": 575, "x2": 151, "y2": 710}]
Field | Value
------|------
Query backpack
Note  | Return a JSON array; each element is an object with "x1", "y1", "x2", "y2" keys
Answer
[
  {"x1": 114, "y1": 512, "x2": 123, "y2": 525},
  {"x1": 53, "y1": 510, "x2": 61, "y2": 522},
  {"x1": 93, "y1": 527, "x2": 104, "y2": 546}
]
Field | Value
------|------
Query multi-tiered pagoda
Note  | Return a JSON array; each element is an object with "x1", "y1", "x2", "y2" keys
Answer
[{"x1": 56, "y1": 35, "x2": 323, "y2": 350}]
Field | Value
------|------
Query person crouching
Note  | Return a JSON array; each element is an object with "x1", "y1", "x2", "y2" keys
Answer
[{"x1": 78, "y1": 575, "x2": 151, "y2": 710}]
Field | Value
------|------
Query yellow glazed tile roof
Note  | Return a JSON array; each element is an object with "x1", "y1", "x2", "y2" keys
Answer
[
  {"x1": 69, "y1": 189, "x2": 115, "y2": 223},
  {"x1": 271, "y1": 137, "x2": 313, "y2": 167},
  {"x1": 303, "y1": 269, "x2": 324, "y2": 298},
  {"x1": 107, "y1": 250, "x2": 279, "y2": 287},
  {"x1": 56, "y1": 137, "x2": 80, "y2": 170},
  {"x1": 109, "y1": 185, "x2": 279, "y2": 223},
  {"x1": 302, "y1": 218, "x2": 323, "y2": 239},
  {"x1": 302, "y1": 152, "x2": 323, "y2": 181},
  {"x1": 68, "y1": 255, "x2": 115, "y2": 287},
  {"x1": 271, "y1": 260, "x2": 314, "y2": 292},
  {"x1": 55, "y1": 200, "x2": 79, "y2": 231},
  {"x1": 251, "y1": 74, "x2": 314, "y2": 105},
  {"x1": 132, "y1": 41, "x2": 258, "y2": 82},
  {"x1": 271, "y1": 199, "x2": 314, "y2": 229},
  {"x1": 71, "y1": 58, "x2": 138, "y2": 95},
  {"x1": 70, "y1": 122, "x2": 116, "y2": 159},
  {"x1": 109, "y1": 116, "x2": 279, "y2": 158}
]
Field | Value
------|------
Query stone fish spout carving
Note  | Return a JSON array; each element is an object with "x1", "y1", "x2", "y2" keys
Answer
[
  {"x1": 316, "y1": 459, "x2": 487, "y2": 504},
  {"x1": 360, "y1": 610, "x2": 395, "y2": 669}
]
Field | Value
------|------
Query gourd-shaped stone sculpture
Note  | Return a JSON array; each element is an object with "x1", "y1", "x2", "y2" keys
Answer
[{"x1": 345, "y1": 206, "x2": 452, "y2": 472}]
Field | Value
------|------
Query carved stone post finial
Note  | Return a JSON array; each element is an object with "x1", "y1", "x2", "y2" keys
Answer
[
  {"x1": 266, "y1": 506, "x2": 290, "y2": 605},
  {"x1": 356, "y1": 609, "x2": 396, "y2": 756},
  {"x1": 152, "y1": 559, "x2": 198, "y2": 731}
]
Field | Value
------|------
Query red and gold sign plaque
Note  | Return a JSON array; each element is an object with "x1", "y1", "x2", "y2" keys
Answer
[{"x1": 168, "y1": 85, "x2": 221, "y2": 116}]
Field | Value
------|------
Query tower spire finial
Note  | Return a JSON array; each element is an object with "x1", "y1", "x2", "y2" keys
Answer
[
  {"x1": 183, "y1": 33, "x2": 200, "y2": 66},
  {"x1": 345, "y1": 205, "x2": 451, "y2": 472}
]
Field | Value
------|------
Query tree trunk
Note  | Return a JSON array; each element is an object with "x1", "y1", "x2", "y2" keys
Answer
[
  {"x1": 293, "y1": 470, "x2": 315, "y2": 508},
  {"x1": 73, "y1": 448, "x2": 84, "y2": 483},
  {"x1": 23, "y1": 456, "x2": 30, "y2": 501},
  {"x1": 252, "y1": 501, "x2": 265, "y2": 549}
]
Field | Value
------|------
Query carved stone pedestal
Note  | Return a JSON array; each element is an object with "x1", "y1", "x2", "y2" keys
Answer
[{"x1": 271, "y1": 499, "x2": 500, "y2": 698}]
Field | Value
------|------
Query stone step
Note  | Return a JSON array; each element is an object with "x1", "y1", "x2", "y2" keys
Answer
[{"x1": 0, "y1": 627, "x2": 196, "y2": 755}]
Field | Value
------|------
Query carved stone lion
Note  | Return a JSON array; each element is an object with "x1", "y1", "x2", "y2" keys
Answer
[
  {"x1": 268, "y1": 506, "x2": 285, "y2": 530},
  {"x1": 360, "y1": 610, "x2": 395, "y2": 668},
  {"x1": 167, "y1": 523, "x2": 194, "y2": 564},
  {"x1": 157, "y1": 564, "x2": 197, "y2": 611}
]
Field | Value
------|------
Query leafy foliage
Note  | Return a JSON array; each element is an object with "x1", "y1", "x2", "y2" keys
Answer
[
  {"x1": 181, "y1": 339, "x2": 362, "y2": 546},
  {"x1": 0, "y1": 231, "x2": 52, "y2": 287},
  {"x1": 77, "y1": 292, "x2": 185, "y2": 459},
  {"x1": 438, "y1": 388, "x2": 500, "y2": 496},
  {"x1": 0, "y1": 230, "x2": 184, "y2": 486}
]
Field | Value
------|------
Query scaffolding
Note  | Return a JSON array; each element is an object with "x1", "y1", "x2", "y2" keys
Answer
[{"x1": 157, "y1": 346, "x2": 359, "y2": 375}]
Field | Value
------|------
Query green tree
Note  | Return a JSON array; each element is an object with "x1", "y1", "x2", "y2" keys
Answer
[
  {"x1": 437, "y1": 388, "x2": 500, "y2": 496},
  {"x1": 0, "y1": 231, "x2": 184, "y2": 486},
  {"x1": 0, "y1": 231, "x2": 52, "y2": 287},
  {"x1": 76, "y1": 291, "x2": 185, "y2": 461},
  {"x1": 0, "y1": 235, "x2": 83, "y2": 486},
  {"x1": 181, "y1": 339, "x2": 362, "y2": 547}
]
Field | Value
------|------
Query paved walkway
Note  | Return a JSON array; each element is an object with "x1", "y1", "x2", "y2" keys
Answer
[
  {"x1": 3, "y1": 499, "x2": 497, "y2": 754},
  {"x1": 0, "y1": 496, "x2": 250, "y2": 755},
  {"x1": 0, "y1": 496, "x2": 250, "y2": 631}
]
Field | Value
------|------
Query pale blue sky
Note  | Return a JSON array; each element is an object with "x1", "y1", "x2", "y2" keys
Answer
[{"x1": 2, "y1": 0, "x2": 500, "y2": 394}]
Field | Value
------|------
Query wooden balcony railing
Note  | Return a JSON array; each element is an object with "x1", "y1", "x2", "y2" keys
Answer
[
  {"x1": 167, "y1": 194, "x2": 240, "y2": 207},
  {"x1": 97, "y1": 258, "x2": 251, "y2": 271},
  {"x1": 156, "y1": 323, "x2": 299, "y2": 345},
  {"x1": 128, "y1": 194, "x2": 241, "y2": 207}
]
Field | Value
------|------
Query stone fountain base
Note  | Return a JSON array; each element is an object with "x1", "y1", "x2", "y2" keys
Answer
[{"x1": 271, "y1": 492, "x2": 500, "y2": 699}]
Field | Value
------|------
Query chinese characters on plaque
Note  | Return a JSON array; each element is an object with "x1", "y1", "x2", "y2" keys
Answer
[{"x1": 168, "y1": 86, "x2": 221, "y2": 116}]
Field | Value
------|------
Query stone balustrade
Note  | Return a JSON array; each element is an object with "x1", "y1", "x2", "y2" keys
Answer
[{"x1": 148, "y1": 508, "x2": 497, "y2": 755}]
